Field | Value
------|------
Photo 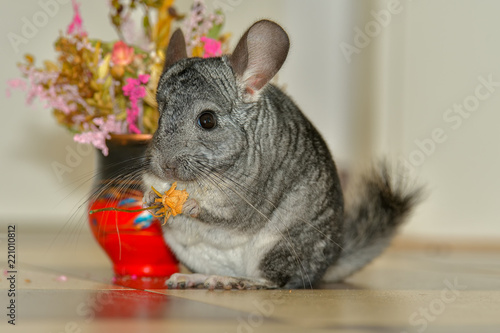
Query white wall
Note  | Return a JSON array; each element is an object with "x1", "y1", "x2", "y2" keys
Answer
[
  {"x1": 354, "y1": 0, "x2": 500, "y2": 238},
  {"x1": 1, "y1": 0, "x2": 499, "y2": 239},
  {"x1": 399, "y1": 0, "x2": 500, "y2": 238}
]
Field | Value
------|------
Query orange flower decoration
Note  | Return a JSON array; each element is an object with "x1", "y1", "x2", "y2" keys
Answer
[
  {"x1": 150, "y1": 182, "x2": 189, "y2": 225},
  {"x1": 111, "y1": 40, "x2": 135, "y2": 66}
]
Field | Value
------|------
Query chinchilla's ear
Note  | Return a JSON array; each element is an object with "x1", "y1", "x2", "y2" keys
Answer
[
  {"x1": 229, "y1": 20, "x2": 290, "y2": 100},
  {"x1": 163, "y1": 28, "x2": 187, "y2": 72}
]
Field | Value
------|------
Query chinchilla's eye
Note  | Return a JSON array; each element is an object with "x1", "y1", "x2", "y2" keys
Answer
[{"x1": 197, "y1": 111, "x2": 217, "y2": 130}]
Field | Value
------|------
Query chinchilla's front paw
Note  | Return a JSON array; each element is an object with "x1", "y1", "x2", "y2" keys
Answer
[
  {"x1": 182, "y1": 198, "x2": 200, "y2": 218},
  {"x1": 142, "y1": 189, "x2": 157, "y2": 208}
]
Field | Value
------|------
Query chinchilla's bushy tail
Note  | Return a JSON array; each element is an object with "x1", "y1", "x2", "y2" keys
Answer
[{"x1": 323, "y1": 162, "x2": 422, "y2": 282}]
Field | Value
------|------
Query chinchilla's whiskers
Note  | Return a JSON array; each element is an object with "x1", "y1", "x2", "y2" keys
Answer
[
  {"x1": 92, "y1": 167, "x2": 146, "y2": 242},
  {"x1": 56, "y1": 156, "x2": 147, "y2": 198},
  {"x1": 55, "y1": 156, "x2": 149, "y2": 233},
  {"x1": 194, "y1": 161, "x2": 255, "y2": 214},
  {"x1": 50, "y1": 157, "x2": 149, "y2": 254},
  {"x1": 191, "y1": 163, "x2": 245, "y2": 221},
  {"x1": 89, "y1": 159, "x2": 148, "y2": 198},
  {"x1": 68, "y1": 168, "x2": 143, "y2": 247},
  {"x1": 202, "y1": 164, "x2": 344, "y2": 253},
  {"x1": 197, "y1": 161, "x2": 344, "y2": 251},
  {"x1": 194, "y1": 161, "x2": 311, "y2": 288},
  {"x1": 84, "y1": 166, "x2": 147, "y2": 256}
]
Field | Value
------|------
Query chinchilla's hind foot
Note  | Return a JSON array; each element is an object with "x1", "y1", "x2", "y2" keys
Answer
[{"x1": 166, "y1": 273, "x2": 278, "y2": 290}]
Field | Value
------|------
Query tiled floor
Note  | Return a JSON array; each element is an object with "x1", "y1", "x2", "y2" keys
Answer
[{"x1": 1, "y1": 230, "x2": 499, "y2": 333}]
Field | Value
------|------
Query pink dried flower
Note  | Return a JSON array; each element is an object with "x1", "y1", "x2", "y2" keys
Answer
[
  {"x1": 122, "y1": 75, "x2": 150, "y2": 134},
  {"x1": 138, "y1": 74, "x2": 149, "y2": 84},
  {"x1": 111, "y1": 41, "x2": 135, "y2": 66},
  {"x1": 200, "y1": 36, "x2": 222, "y2": 58},
  {"x1": 5, "y1": 78, "x2": 27, "y2": 98},
  {"x1": 73, "y1": 115, "x2": 123, "y2": 156},
  {"x1": 75, "y1": 36, "x2": 95, "y2": 52},
  {"x1": 67, "y1": 0, "x2": 86, "y2": 36},
  {"x1": 11, "y1": 65, "x2": 88, "y2": 116}
]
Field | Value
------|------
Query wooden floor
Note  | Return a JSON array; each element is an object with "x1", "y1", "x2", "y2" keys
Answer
[{"x1": 1, "y1": 230, "x2": 499, "y2": 332}]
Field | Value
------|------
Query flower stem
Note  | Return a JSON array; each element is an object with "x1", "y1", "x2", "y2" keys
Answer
[{"x1": 89, "y1": 205, "x2": 160, "y2": 215}]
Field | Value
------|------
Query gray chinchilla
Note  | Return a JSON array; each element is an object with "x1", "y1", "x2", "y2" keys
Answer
[{"x1": 142, "y1": 20, "x2": 421, "y2": 289}]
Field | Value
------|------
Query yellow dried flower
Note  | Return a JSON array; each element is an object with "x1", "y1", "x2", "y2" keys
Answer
[{"x1": 150, "y1": 182, "x2": 189, "y2": 225}]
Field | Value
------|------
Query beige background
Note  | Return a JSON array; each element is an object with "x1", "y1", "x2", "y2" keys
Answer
[{"x1": 0, "y1": 0, "x2": 499, "y2": 239}]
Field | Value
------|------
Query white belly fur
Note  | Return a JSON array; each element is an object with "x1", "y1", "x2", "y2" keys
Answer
[{"x1": 163, "y1": 214, "x2": 281, "y2": 278}]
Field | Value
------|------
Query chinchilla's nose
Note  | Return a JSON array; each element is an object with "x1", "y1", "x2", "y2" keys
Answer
[{"x1": 159, "y1": 157, "x2": 178, "y2": 179}]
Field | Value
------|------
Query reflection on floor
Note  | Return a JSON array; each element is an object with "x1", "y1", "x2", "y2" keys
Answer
[{"x1": 0, "y1": 230, "x2": 499, "y2": 333}]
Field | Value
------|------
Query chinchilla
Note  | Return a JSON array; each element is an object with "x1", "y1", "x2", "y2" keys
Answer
[{"x1": 142, "y1": 20, "x2": 421, "y2": 289}]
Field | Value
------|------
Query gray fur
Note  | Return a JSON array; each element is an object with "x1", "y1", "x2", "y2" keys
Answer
[
  {"x1": 322, "y1": 164, "x2": 422, "y2": 282},
  {"x1": 142, "y1": 20, "x2": 421, "y2": 289}
]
